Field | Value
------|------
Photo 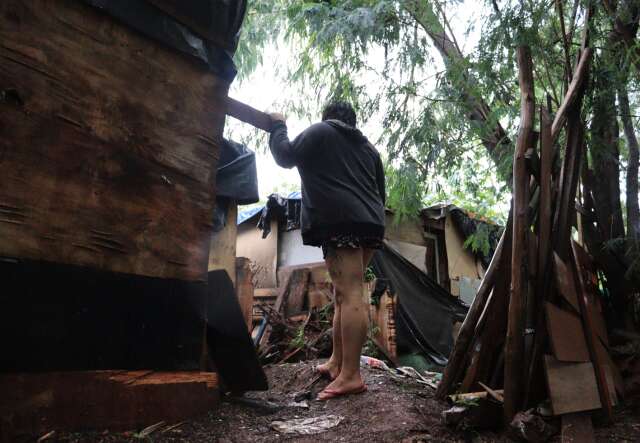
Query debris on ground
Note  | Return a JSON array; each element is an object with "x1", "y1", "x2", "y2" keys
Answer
[
  {"x1": 508, "y1": 409, "x2": 558, "y2": 443},
  {"x1": 271, "y1": 414, "x2": 344, "y2": 435},
  {"x1": 57, "y1": 360, "x2": 640, "y2": 442}
]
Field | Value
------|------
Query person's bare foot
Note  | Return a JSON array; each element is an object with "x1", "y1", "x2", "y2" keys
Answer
[
  {"x1": 315, "y1": 360, "x2": 340, "y2": 380},
  {"x1": 317, "y1": 372, "x2": 365, "y2": 400}
]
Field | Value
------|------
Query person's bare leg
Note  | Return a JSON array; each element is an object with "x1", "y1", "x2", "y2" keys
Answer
[
  {"x1": 316, "y1": 287, "x2": 342, "y2": 379},
  {"x1": 320, "y1": 247, "x2": 367, "y2": 395},
  {"x1": 362, "y1": 248, "x2": 375, "y2": 272}
]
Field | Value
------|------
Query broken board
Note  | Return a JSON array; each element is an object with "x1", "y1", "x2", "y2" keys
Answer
[
  {"x1": 544, "y1": 355, "x2": 601, "y2": 415},
  {"x1": 553, "y1": 254, "x2": 580, "y2": 312},
  {"x1": 545, "y1": 302, "x2": 589, "y2": 362}
]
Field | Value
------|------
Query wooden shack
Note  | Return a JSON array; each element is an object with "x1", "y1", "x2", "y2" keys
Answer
[{"x1": 0, "y1": 0, "x2": 265, "y2": 436}]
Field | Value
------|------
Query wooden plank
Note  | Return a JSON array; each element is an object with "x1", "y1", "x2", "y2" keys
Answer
[
  {"x1": 226, "y1": 96, "x2": 273, "y2": 132},
  {"x1": 369, "y1": 290, "x2": 398, "y2": 363},
  {"x1": 0, "y1": 0, "x2": 227, "y2": 281},
  {"x1": 208, "y1": 202, "x2": 238, "y2": 284},
  {"x1": 478, "y1": 382, "x2": 504, "y2": 403},
  {"x1": 572, "y1": 243, "x2": 609, "y2": 346},
  {"x1": 254, "y1": 288, "x2": 279, "y2": 298},
  {"x1": 553, "y1": 253, "x2": 581, "y2": 312},
  {"x1": 545, "y1": 302, "x2": 589, "y2": 362},
  {"x1": 595, "y1": 333, "x2": 625, "y2": 399},
  {"x1": 561, "y1": 412, "x2": 595, "y2": 443},
  {"x1": 505, "y1": 45, "x2": 535, "y2": 421},
  {"x1": 235, "y1": 257, "x2": 254, "y2": 332},
  {"x1": 571, "y1": 241, "x2": 614, "y2": 422},
  {"x1": 284, "y1": 268, "x2": 310, "y2": 317},
  {"x1": 0, "y1": 371, "x2": 219, "y2": 436},
  {"x1": 544, "y1": 355, "x2": 601, "y2": 415},
  {"x1": 449, "y1": 389, "x2": 504, "y2": 403}
]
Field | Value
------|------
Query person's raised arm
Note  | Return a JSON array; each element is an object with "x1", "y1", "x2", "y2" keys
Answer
[{"x1": 268, "y1": 113, "x2": 318, "y2": 169}]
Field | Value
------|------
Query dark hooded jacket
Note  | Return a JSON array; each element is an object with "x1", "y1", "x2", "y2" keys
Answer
[{"x1": 269, "y1": 119, "x2": 386, "y2": 246}]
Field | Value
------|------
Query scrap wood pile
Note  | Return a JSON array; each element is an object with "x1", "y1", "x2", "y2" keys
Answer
[
  {"x1": 436, "y1": 29, "x2": 635, "y2": 438},
  {"x1": 252, "y1": 266, "x2": 392, "y2": 366},
  {"x1": 253, "y1": 268, "x2": 336, "y2": 364}
]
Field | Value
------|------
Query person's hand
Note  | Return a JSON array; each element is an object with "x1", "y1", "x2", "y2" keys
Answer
[{"x1": 269, "y1": 112, "x2": 286, "y2": 124}]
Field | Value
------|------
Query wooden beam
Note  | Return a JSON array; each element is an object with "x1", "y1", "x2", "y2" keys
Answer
[
  {"x1": 504, "y1": 45, "x2": 535, "y2": 422},
  {"x1": 226, "y1": 96, "x2": 273, "y2": 132},
  {"x1": 537, "y1": 107, "x2": 553, "y2": 299},
  {"x1": 551, "y1": 48, "x2": 593, "y2": 141}
]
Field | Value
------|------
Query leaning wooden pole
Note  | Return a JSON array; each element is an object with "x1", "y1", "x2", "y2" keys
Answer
[
  {"x1": 504, "y1": 45, "x2": 535, "y2": 422},
  {"x1": 435, "y1": 225, "x2": 508, "y2": 399}
]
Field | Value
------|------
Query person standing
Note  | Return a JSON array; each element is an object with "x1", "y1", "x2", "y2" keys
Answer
[{"x1": 268, "y1": 102, "x2": 386, "y2": 400}]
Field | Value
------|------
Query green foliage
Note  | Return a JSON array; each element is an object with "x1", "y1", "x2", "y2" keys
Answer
[
  {"x1": 364, "y1": 266, "x2": 376, "y2": 282},
  {"x1": 235, "y1": 0, "x2": 640, "y2": 262},
  {"x1": 463, "y1": 223, "x2": 493, "y2": 257},
  {"x1": 289, "y1": 324, "x2": 306, "y2": 349}
]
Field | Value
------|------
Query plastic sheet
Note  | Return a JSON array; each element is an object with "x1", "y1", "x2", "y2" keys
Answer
[
  {"x1": 370, "y1": 242, "x2": 468, "y2": 367},
  {"x1": 213, "y1": 139, "x2": 259, "y2": 232},
  {"x1": 80, "y1": 0, "x2": 244, "y2": 81}
]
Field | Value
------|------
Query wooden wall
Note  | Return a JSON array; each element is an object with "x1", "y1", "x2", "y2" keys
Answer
[
  {"x1": 236, "y1": 218, "x2": 278, "y2": 288},
  {"x1": 0, "y1": 0, "x2": 229, "y2": 281},
  {"x1": 444, "y1": 214, "x2": 483, "y2": 296},
  {"x1": 208, "y1": 203, "x2": 238, "y2": 285}
]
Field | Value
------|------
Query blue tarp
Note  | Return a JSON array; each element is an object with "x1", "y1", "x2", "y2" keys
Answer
[{"x1": 237, "y1": 206, "x2": 262, "y2": 225}]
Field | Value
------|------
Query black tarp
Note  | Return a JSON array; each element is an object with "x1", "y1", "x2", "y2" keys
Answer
[
  {"x1": 79, "y1": 0, "x2": 245, "y2": 81},
  {"x1": 370, "y1": 242, "x2": 468, "y2": 366},
  {"x1": 213, "y1": 139, "x2": 259, "y2": 231}
]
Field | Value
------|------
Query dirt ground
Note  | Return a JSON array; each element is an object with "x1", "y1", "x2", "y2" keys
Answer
[{"x1": 56, "y1": 361, "x2": 640, "y2": 442}]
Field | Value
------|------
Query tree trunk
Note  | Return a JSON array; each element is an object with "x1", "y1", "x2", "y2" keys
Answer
[
  {"x1": 618, "y1": 82, "x2": 640, "y2": 240},
  {"x1": 590, "y1": 67, "x2": 625, "y2": 242},
  {"x1": 404, "y1": 1, "x2": 512, "y2": 181}
]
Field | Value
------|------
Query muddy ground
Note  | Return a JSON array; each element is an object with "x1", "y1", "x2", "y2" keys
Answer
[{"x1": 57, "y1": 361, "x2": 640, "y2": 442}]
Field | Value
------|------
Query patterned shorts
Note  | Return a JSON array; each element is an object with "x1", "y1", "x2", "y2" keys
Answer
[{"x1": 321, "y1": 233, "x2": 383, "y2": 259}]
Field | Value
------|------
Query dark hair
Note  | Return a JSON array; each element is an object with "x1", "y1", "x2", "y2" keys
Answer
[{"x1": 321, "y1": 101, "x2": 357, "y2": 127}]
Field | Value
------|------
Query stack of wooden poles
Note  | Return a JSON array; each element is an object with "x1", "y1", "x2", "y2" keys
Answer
[{"x1": 435, "y1": 40, "x2": 621, "y2": 433}]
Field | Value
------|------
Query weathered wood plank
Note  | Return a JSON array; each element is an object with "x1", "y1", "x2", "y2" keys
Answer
[
  {"x1": 0, "y1": 0, "x2": 229, "y2": 280},
  {"x1": 572, "y1": 241, "x2": 614, "y2": 422},
  {"x1": 236, "y1": 257, "x2": 255, "y2": 332},
  {"x1": 0, "y1": 370, "x2": 219, "y2": 436},
  {"x1": 209, "y1": 202, "x2": 238, "y2": 284},
  {"x1": 544, "y1": 355, "x2": 601, "y2": 415},
  {"x1": 545, "y1": 302, "x2": 589, "y2": 362},
  {"x1": 561, "y1": 412, "x2": 595, "y2": 443}
]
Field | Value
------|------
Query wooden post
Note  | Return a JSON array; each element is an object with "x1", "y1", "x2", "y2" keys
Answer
[
  {"x1": 551, "y1": 49, "x2": 592, "y2": 141},
  {"x1": 504, "y1": 45, "x2": 535, "y2": 422},
  {"x1": 522, "y1": 106, "x2": 554, "y2": 406}
]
